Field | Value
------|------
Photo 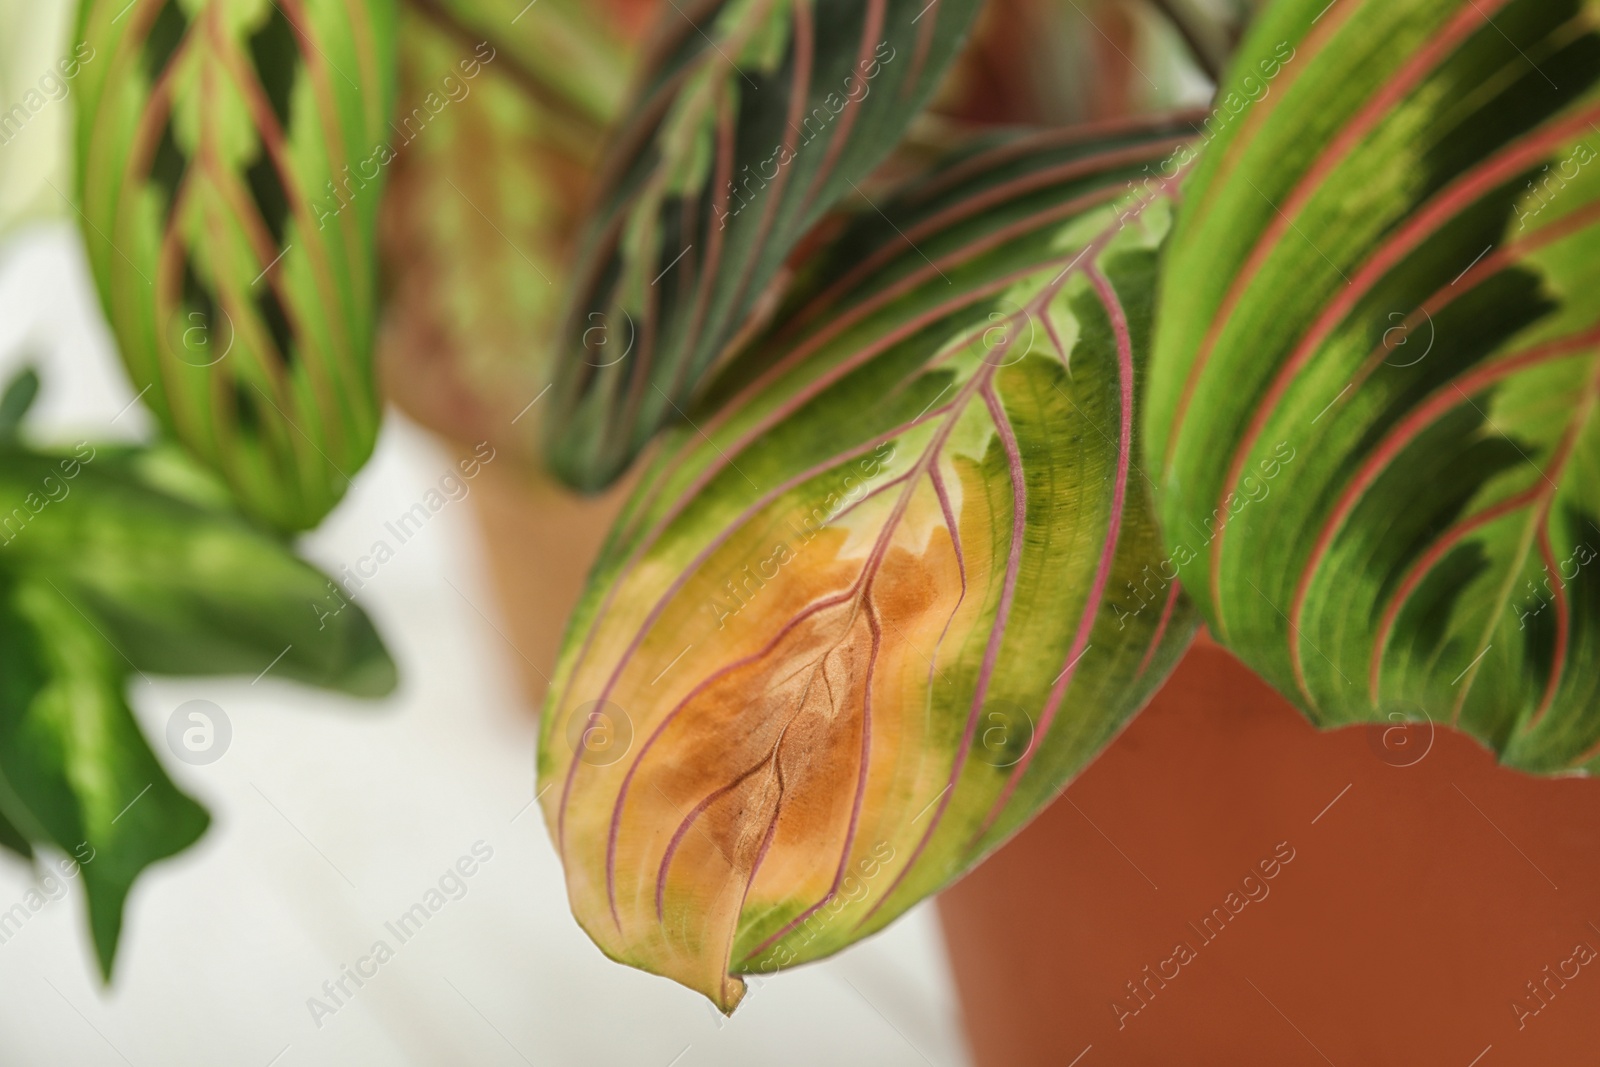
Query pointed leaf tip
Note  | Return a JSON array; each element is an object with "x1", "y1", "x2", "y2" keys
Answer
[{"x1": 539, "y1": 117, "x2": 1203, "y2": 1004}]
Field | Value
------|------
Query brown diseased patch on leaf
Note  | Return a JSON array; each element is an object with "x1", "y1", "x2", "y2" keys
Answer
[{"x1": 559, "y1": 476, "x2": 969, "y2": 1010}]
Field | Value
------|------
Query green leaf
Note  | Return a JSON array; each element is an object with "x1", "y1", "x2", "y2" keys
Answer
[
  {"x1": 401, "y1": 0, "x2": 637, "y2": 130},
  {"x1": 0, "y1": 365, "x2": 40, "y2": 442},
  {"x1": 379, "y1": 0, "x2": 645, "y2": 464},
  {"x1": 1147, "y1": 0, "x2": 1600, "y2": 772},
  {"x1": 0, "y1": 446, "x2": 396, "y2": 697},
  {"x1": 544, "y1": 0, "x2": 986, "y2": 491},
  {"x1": 72, "y1": 0, "x2": 399, "y2": 531},
  {"x1": 0, "y1": 575, "x2": 209, "y2": 978},
  {"x1": 539, "y1": 117, "x2": 1200, "y2": 1010},
  {"x1": 0, "y1": 805, "x2": 32, "y2": 859},
  {"x1": 0, "y1": 434, "x2": 395, "y2": 974}
]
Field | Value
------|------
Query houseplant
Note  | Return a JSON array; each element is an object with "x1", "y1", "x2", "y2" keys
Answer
[
  {"x1": 534, "y1": 0, "x2": 1600, "y2": 1019},
  {"x1": 12, "y1": 0, "x2": 1600, "y2": 1058}
]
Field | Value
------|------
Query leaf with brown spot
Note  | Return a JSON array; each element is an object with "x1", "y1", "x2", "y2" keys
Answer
[{"x1": 539, "y1": 115, "x2": 1202, "y2": 1010}]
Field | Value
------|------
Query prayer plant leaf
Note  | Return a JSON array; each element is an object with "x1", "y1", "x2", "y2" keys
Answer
[
  {"x1": 73, "y1": 0, "x2": 398, "y2": 532},
  {"x1": 0, "y1": 435, "x2": 396, "y2": 974},
  {"x1": 539, "y1": 116, "x2": 1202, "y2": 1011},
  {"x1": 402, "y1": 0, "x2": 644, "y2": 132},
  {"x1": 1147, "y1": 0, "x2": 1600, "y2": 772},
  {"x1": 544, "y1": 0, "x2": 986, "y2": 491}
]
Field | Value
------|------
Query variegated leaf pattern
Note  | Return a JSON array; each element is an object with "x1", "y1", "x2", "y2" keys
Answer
[
  {"x1": 0, "y1": 569, "x2": 210, "y2": 978},
  {"x1": 1148, "y1": 0, "x2": 1600, "y2": 772},
  {"x1": 544, "y1": 0, "x2": 984, "y2": 490},
  {"x1": 378, "y1": 0, "x2": 647, "y2": 465},
  {"x1": 0, "y1": 428, "x2": 396, "y2": 975},
  {"x1": 9, "y1": 446, "x2": 398, "y2": 697},
  {"x1": 539, "y1": 116, "x2": 1201, "y2": 1010},
  {"x1": 74, "y1": 0, "x2": 397, "y2": 531}
]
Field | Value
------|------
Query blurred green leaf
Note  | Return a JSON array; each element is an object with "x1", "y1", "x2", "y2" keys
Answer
[
  {"x1": 545, "y1": 0, "x2": 986, "y2": 491},
  {"x1": 0, "y1": 432, "x2": 395, "y2": 974},
  {"x1": 72, "y1": 0, "x2": 399, "y2": 531},
  {"x1": 0, "y1": 804, "x2": 32, "y2": 859},
  {"x1": 0, "y1": 574, "x2": 209, "y2": 978},
  {"x1": 0, "y1": 365, "x2": 41, "y2": 443},
  {"x1": 378, "y1": 0, "x2": 647, "y2": 465},
  {"x1": 0, "y1": 448, "x2": 397, "y2": 696}
]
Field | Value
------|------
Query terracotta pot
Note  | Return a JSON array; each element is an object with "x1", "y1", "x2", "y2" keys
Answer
[
  {"x1": 938, "y1": 636, "x2": 1600, "y2": 1066},
  {"x1": 467, "y1": 463, "x2": 1600, "y2": 1065},
  {"x1": 467, "y1": 456, "x2": 632, "y2": 702}
]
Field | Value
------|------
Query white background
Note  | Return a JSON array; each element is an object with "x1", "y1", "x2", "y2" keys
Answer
[{"x1": 0, "y1": 225, "x2": 971, "y2": 1066}]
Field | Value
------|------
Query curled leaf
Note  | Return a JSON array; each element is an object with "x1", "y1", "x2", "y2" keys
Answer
[{"x1": 540, "y1": 116, "x2": 1200, "y2": 1009}]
